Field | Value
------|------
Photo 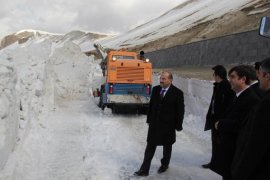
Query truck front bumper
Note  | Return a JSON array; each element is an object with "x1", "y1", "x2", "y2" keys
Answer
[{"x1": 106, "y1": 94, "x2": 150, "y2": 104}]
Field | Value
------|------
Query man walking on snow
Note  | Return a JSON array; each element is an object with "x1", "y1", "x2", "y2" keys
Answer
[{"x1": 134, "y1": 71, "x2": 185, "y2": 176}]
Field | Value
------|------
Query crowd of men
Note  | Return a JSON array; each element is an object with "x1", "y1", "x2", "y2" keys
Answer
[
  {"x1": 202, "y1": 58, "x2": 270, "y2": 180},
  {"x1": 133, "y1": 57, "x2": 270, "y2": 180}
]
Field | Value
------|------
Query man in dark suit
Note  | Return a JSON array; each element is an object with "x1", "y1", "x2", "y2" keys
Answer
[
  {"x1": 134, "y1": 71, "x2": 185, "y2": 176},
  {"x1": 210, "y1": 65, "x2": 260, "y2": 180},
  {"x1": 243, "y1": 64, "x2": 264, "y2": 98},
  {"x1": 255, "y1": 61, "x2": 262, "y2": 78},
  {"x1": 232, "y1": 58, "x2": 270, "y2": 180},
  {"x1": 202, "y1": 65, "x2": 235, "y2": 169}
]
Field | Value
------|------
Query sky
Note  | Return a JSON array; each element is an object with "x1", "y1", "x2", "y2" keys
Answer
[{"x1": 0, "y1": 0, "x2": 187, "y2": 39}]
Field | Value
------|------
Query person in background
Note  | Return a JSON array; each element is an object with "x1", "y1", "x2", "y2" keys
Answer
[
  {"x1": 242, "y1": 65, "x2": 264, "y2": 98},
  {"x1": 210, "y1": 65, "x2": 260, "y2": 180},
  {"x1": 202, "y1": 65, "x2": 235, "y2": 169},
  {"x1": 255, "y1": 61, "x2": 262, "y2": 78},
  {"x1": 134, "y1": 71, "x2": 185, "y2": 176},
  {"x1": 232, "y1": 58, "x2": 270, "y2": 180}
]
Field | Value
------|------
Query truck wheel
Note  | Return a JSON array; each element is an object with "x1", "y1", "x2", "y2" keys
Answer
[
  {"x1": 112, "y1": 105, "x2": 118, "y2": 114},
  {"x1": 98, "y1": 96, "x2": 102, "y2": 107},
  {"x1": 98, "y1": 85, "x2": 105, "y2": 110}
]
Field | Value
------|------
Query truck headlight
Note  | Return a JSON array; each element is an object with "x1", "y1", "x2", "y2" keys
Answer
[{"x1": 145, "y1": 58, "x2": 150, "y2": 63}]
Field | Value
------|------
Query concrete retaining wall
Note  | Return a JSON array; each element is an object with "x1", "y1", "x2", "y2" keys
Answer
[{"x1": 146, "y1": 30, "x2": 270, "y2": 68}]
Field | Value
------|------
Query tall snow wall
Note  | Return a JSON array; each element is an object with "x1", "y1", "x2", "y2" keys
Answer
[
  {"x1": 0, "y1": 63, "x2": 18, "y2": 169},
  {"x1": 0, "y1": 38, "x2": 102, "y2": 170}
]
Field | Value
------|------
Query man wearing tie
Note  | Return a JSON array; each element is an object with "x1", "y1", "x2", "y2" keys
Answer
[
  {"x1": 232, "y1": 58, "x2": 270, "y2": 180},
  {"x1": 134, "y1": 71, "x2": 185, "y2": 176},
  {"x1": 210, "y1": 65, "x2": 260, "y2": 180}
]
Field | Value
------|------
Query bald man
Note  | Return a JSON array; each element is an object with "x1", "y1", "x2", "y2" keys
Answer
[{"x1": 134, "y1": 71, "x2": 185, "y2": 176}]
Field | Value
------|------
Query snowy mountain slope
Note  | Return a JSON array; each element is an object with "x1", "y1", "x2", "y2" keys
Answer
[
  {"x1": 0, "y1": 29, "x2": 111, "y2": 53},
  {"x1": 96, "y1": 0, "x2": 270, "y2": 52},
  {"x1": 0, "y1": 30, "x2": 61, "y2": 50}
]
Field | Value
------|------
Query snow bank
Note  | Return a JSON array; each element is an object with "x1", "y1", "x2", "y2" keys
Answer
[
  {"x1": 174, "y1": 77, "x2": 212, "y2": 116},
  {"x1": 174, "y1": 77, "x2": 212, "y2": 141},
  {"x1": 0, "y1": 61, "x2": 18, "y2": 169},
  {"x1": 48, "y1": 41, "x2": 103, "y2": 102},
  {"x1": 0, "y1": 35, "x2": 102, "y2": 172}
]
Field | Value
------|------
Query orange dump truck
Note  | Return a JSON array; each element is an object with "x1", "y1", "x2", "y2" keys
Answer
[{"x1": 93, "y1": 44, "x2": 152, "y2": 113}]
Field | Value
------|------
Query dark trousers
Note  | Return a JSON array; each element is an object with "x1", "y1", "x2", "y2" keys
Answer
[
  {"x1": 140, "y1": 143, "x2": 172, "y2": 173},
  {"x1": 210, "y1": 128, "x2": 219, "y2": 163}
]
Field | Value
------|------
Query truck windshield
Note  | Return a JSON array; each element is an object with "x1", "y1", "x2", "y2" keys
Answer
[{"x1": 112, "y1": 55, "x2": 135, "y2": 60}]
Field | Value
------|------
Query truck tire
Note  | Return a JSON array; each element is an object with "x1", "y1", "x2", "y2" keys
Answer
[
  {"x1": 111, "y1": 105, "x2": 118, "y2": 114},
  {"x1": 98, "y1": 85, "x2": 106, "y2": 110}
]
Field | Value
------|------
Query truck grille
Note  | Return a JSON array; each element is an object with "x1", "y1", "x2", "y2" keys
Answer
[{"x1": 117, "y1": 67, "x2": 144, "y2": 81}]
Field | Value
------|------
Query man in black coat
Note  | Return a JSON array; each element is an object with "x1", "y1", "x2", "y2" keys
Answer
[
  {"x1": 134, "y1": 71, "x2": 185, "y2": 176},
  {"x1": 202, "y1": 65, "x2": 235, "y2": 169},
  {"x1": 232, "y1": 58, "x2": 270, "y2": 180},
  {"x1": 243, "y1": 64, "x2": 264, "y2": 99},
  {"x1": 210, "y1": 65, "x2": 260, "y2": 180}
]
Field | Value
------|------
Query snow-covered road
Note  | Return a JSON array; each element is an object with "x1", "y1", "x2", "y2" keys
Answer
[{"x1": 0, "y1": 98, "x2": 220, "y2": 180}]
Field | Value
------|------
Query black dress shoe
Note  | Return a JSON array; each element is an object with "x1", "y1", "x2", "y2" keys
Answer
[
  {"x1": 134, "y1": 169, "x2": 149, "y2": 176},
  {"x1": 201, "y1": 163, "x2": 211, "y2": 169},
  {"x1": 157, "y1": 165, "x2": 168, "y2": 174}
]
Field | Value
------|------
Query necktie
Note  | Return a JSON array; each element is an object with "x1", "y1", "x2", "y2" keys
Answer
[{"x1": 160, "y1": 89, "x2": 166, "y2": 99}]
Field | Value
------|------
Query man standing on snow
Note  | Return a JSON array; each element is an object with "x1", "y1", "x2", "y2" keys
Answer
[
  {"x1": 134, "y1": 71, "x2": 185, "y2": 176},
  {"x1": 243, "y1": 64, "x2": 264, "y2": 99},
  {"x1": 232, "y1": 58, "x2": 270, "y2": 180},
  {"x1": 210, "y1": 65, "x2": 260, "y2": 180},
  {"x1": 202, "y1": 65, "x2": 235, "y2": 169}
]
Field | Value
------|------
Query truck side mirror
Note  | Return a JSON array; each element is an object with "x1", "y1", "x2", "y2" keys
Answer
[{"x1": 259, "y1": 16, "x2": 270, "y2": 38}]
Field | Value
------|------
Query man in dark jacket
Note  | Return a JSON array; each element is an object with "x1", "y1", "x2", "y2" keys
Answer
[
  {"x1": 232, "y1": 58, "x2": 270, "y2": 180},
  {"x1": 255, "y1": 61, "x2": 262, "y2": 78},
  {"x1": 243, "y1": 64, "x2": 264, "y2": 98},
  {"x1": 210, "y1": 65, "x2": 260, "y2": 180},
  {"x1": 202, "y1": 65, "x2": 235, "y2": 169},
  {"x1": 134, "y1": 71, "x2": 185, "y2": 176}
]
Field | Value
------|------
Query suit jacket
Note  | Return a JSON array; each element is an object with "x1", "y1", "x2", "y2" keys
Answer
[
  {"x1": 232, "y1": 90, "x2": 270, "y2": 180},
  {"x1": 250, "y1": 81, "x2": 264, "y2": 99},
  {"x1": 146, "y1": 84, "x2": 185, "y2": 145},
  {"x1": 205, "y1": 79, "x2": 235, "y2": 131},
  {"x1": 210, "y1": 87, "x2": 260, "y2": 177}
]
